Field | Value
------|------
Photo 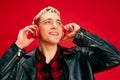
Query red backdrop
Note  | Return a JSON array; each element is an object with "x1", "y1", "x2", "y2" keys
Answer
[{"x1": 0, "y1": 0, "x2": 120, "y2": 80}]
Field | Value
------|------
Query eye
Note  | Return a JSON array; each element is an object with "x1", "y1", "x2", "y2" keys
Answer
[
  {"x1": 44, "y1": 20, "x2": 51, "y2": 24},
  {"x1": 57, "y1": 21, "x2": 62, "y2": 25}
]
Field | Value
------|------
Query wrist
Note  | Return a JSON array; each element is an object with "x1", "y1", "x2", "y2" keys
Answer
[{"x1": 15, "y1": 40, "x2": 24, "y2": 49}]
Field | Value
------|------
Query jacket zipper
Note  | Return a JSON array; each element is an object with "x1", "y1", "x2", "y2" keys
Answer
[
  {"x1": 80, "y1": 32, "x2": 102, "y2": 46},
  {"x1": 1, "y1": 53, "x2": 18, "y2": 73},
  {"x1": 1, "y1": 49, "x2": 21, "y2": 73}
]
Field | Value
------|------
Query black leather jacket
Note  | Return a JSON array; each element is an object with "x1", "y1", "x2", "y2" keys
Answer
[{"x1": 0, "y1": 28, "x2": 120, "y2": 80}]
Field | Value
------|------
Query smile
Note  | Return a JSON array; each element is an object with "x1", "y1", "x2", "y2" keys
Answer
[{"x1": 49, "y1": 32, "x2": 59, "y2": 36}]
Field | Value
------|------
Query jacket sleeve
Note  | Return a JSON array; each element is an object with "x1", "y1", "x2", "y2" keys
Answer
[
  {"x1": 73, "y1": 28, "x2": 120, "y2": 73},
  {"x1": 0, "y1": 43, "x2": 25, "y2": 79}
]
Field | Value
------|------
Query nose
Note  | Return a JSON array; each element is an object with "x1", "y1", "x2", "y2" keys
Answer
[{"x1": 52, "y1": 22, "x2": 57, "y2": 29}]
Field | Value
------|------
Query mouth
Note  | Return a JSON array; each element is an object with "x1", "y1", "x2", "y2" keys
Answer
[{"x1": 49, "y1": 32, "x2": 59, "y2": 36}]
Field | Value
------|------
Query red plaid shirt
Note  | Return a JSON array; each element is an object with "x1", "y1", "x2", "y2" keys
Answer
[{"x1": 36, "y1": 48, "x2": 64, "y2": 80}]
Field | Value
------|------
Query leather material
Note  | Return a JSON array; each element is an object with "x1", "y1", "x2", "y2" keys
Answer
[{"x1": 1, "y1": 28, "x2": 120, "y2": 80}]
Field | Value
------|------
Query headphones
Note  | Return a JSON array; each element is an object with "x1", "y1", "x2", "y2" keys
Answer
[{"x1": 30, "y1": 16, "x2": 67, "y2": 39}]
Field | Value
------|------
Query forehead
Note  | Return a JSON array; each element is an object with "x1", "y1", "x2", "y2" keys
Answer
[{"x1": 40, "y1": 12, "x2": 61, "y2": 22}]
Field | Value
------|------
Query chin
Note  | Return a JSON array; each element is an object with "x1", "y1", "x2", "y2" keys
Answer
[{"x1": 49, "y1": 39, "x2": 61, "y2": 44}]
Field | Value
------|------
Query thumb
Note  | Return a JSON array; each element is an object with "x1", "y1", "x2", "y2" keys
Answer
[{"x1": 61, "y1": 32, "x2": 75, "y2": 41}]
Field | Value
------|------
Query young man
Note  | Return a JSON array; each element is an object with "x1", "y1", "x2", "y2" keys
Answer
[{"x1": 0, "y1": 6, "x2": 120, "y2": 80}]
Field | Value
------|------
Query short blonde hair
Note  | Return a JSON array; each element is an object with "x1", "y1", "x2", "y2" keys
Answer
[{"x1": 33, "y1": 6, "x2": 60, "y2": 25}]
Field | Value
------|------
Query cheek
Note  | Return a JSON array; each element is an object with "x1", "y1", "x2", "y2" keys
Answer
[
  {"x1": 39, "y1": 28, "x2": 47, "y2": 37},
  {"x1": 40, "y1": 26, "x2": 47, "y2": 32},
  {"x1": 60, "y1": 30, "x2": 64, "y2": 38},
  {"x1": 59, "y1": 28, "x2": 63, "y2": 34},
  {"x1": 40, "y1": 29, "x2": 47, "y2": 35}
]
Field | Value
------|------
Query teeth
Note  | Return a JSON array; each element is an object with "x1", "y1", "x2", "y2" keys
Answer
[
  {"x1": 49, "y1": 32, "x2": 58, "y2": 35},
  {"x1": 51, "y1": 33, "x2": 57, "y2": 34}
]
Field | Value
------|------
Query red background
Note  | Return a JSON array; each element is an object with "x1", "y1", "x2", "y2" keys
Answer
[{"x1": 0, "y1": 0, "x2": 120, "y2": 80}]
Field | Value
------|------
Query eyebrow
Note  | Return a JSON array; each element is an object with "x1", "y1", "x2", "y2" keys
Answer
[{"x1": 41, "y1": 18, "x2": 61, "y2": 22}]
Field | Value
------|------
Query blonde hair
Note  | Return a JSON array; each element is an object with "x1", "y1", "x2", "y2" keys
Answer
[{"x1": 33, "y1": 6, "x2": 60, "y2": 25}]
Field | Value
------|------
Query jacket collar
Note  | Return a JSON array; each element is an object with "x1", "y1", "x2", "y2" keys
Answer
[{"x1": 21, "y1": 46, "x2": 70, "y2": 80}]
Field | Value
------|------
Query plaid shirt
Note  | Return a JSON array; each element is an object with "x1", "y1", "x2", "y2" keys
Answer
[{"x1": 36, "y1": 48, "x2": 64, "y2": 80}]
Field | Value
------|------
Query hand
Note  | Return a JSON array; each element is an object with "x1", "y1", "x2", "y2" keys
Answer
[
  {"x1": 62, "y1": 23, "x2": 80, "y2": 40},
  {"x1": 15, "y1": 25, "x2": 38, "y2": 49}
]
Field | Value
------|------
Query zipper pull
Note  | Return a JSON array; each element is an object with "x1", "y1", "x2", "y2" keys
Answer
[{"x1": 18, "y1": 48, "x2": 22, "y2": 57}]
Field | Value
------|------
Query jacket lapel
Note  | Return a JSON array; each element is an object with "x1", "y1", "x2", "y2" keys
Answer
[{"x1": 21, "y1": 49, "x2": 37, "y2": 80}]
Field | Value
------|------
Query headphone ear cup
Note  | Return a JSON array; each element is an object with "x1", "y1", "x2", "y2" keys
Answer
[
  {"x1": 62, "y1": 31, "x2": 65, "y2": 38},
  {"x1": 34, "y1": 26, "x2": 40, "y2": 38},
  {"x1": 27, "y1": 26, "x2": 40, "y2": 39},
  {"x1": 62, "y1": 27, "x2": 66, "y2": 38}
]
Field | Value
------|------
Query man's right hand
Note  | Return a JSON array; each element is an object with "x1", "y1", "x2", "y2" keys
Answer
[{"x1": 15, "y1": 25, "x2": 38, "y2": 49}]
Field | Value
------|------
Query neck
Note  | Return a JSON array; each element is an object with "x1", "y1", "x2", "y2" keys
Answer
[{"x1": 38, "y1": 41, "x2": 58, "y2": 63}]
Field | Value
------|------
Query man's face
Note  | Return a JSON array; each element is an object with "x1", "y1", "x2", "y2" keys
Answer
[{"x1": 38, "y1": 12, "x2": 63, "y2": 44}]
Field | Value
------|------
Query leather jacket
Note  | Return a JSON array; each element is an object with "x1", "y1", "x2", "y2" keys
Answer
[{"x1": 0, "y1": 28, "x2": 120, "y2": 80}]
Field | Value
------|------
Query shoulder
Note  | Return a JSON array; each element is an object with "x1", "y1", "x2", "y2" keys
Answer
[
  {"x1": 18, "y1": 48, "x2": 37, "y2": 64},
  {"x1": 59, "y1": 45, "x2": 89, "y2": 54},
  {"x1": 59, "y1": 45, "x2": 89, "y2": 58}
]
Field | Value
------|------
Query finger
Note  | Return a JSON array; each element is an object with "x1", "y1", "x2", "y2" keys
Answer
[
  {"x1": 25, "y1": 27, "x2": 34, "y2": 33},
  {"x1": 66, "y1": 24, "x2": 75, "y2": 32},
  {"x1": 25, "y1": 25, "x2": 38, "y2": 33},
  {"x1": 64, "y1": 25, "x2": 69, "y2": 32},
  {"x1": 61, "y1": 35, "x2": 71, "y2": 41},
  {"x1": 61, "y1": 32, "x2": 74, "y2": 41},
  {"x1": 68, "y1": 24, "x2": 74, "y2": 31},
  {"x1": 29, "y1": 37, "x2": 35, "y2": 42}
]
